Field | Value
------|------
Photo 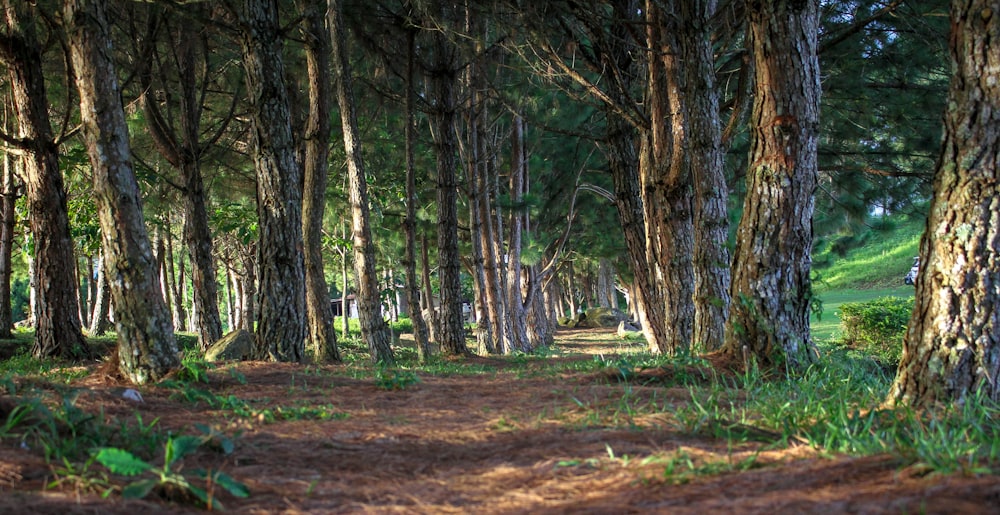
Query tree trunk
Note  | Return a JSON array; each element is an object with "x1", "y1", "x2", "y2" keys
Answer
[
  {"x1": 426, "y1": 5, "x2": 468, "y2": 356},
  {"x1": 167, "y1": 231, "x2": 187, "y2": 332},
  {"x1": 330, "y1": 0, "x2": 394, "y2": 364},
  {"x1": 506, "y1": 116, "x2": 532, "y2": 353},
  {"x1": 88, "y1": 251, "x2": 111, "y2": 336},
  {"x1": 136, "y1": 10, "x2": 222, "y2": 350},
  {"x1": 643, "y1": 0, "x2": 695, "y2": 355},
  {"x1": 237, "y1": 0, "x2": 307, "y2": 362},
  {"x1": 421, "y1": 233, "x2": 439, "y2": 343},
  {"x1": 723, "y1": 0, "x2": 820, "y2": 372},
  {"x1": 0, "y1": 150, "x2": 16, "y2": 337},
  {"x1": 299, "y1": 0, "x2": 340, "y2": 362},
  {"x1": 888, "y1": 0, "x2": 1000, "y2": 407},
  {"x1": 403, "y1": 28, "x2": 431, "y2": 360},
  {"x1": 1, "y1": 1, "x2": 90, "y2": 359},
  {"x1": 65, "y1": 0, "x2": 178, "y2": 382},
  {"x1": 678, "y1": 0, "x2": 731, "y2": 353}
]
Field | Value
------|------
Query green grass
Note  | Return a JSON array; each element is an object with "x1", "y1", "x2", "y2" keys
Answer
[{"x1": 812, "y1": 215, "x2": 924, "y2": 291}]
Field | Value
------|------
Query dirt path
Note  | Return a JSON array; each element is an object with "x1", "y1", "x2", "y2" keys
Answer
[{"x1": 1, "y1": 328, "x2": 998, "y2": 513}]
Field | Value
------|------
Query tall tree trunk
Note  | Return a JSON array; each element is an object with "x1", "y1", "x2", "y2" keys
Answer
[
  {"x1": 2, "y1": 1, "x2": 90, "y2": 359},
  {"x1": 723, "y1": 0, "x2": 820, "y2": 372},
  {"x1": 298, "y1": 0, "x2": 340, "y2": 362},
  {"x1": 65, "y1": 0, "x2": 178, "y2": 382},
  {"x1": 0, "y1": 150, "x2": 16, "y2": 338},
  {"x1": 420, "y1": 233, "x2": 438, "y2": 343},
  {"x1": 167, "y1": 230, "x2": 187, "y2": 332},
  {"x1": 88, "y1": 251, "x2": 111, "y2": 336},
  {"x1": 463, "y1": 24, "x2": 494, "y2": 354},
  {"x1": 643, "y1": 0, "x2": 695, "y2": 355},
  {"x1": 506, "y1": 116, "x2": 531, "y2": 353},
  {"x1": 237, "y1": 0, "x2": 307, "y2": 362},
  {"x1": 678, "y1": 0, "x2": 731, "y2": 353},
  {"x1": 330, "y1": 0, "x2": 394, "y2": 364},
  {"x1": 403, "y1": 28, "x2": 431, "y2": 361},
  {"x1": 602, "y1": 0, "x2": 671, "y2": 355},
  {"x1": 888, "y1": 0, "x2": 1000, "y2": 407},
  {"x1": 426, "y1": 4, "x2": 468, "y2": 356},
  {"x1": 136, "y1": 10, "x2": 222, "y2": 350}
]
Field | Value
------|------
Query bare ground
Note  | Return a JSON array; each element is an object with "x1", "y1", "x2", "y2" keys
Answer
[{"x1": 1, "y1": 328, "x2": 998, "y2": 514}]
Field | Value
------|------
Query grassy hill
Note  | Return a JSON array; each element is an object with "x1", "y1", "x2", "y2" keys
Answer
[{"x1": 809, "y1": 214, "x2": 924, "y2": 343}]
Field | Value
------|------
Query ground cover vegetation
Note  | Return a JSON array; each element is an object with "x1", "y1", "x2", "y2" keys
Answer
[{"x1": 1, "y1": 0, "x2": 999, "y2": 512}]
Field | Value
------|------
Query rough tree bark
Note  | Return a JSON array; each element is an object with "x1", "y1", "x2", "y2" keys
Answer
[
  {"x1": 677, "y1": 0, "x2": 731, "y2": 352},
  {"x1": 136, "y1": 10, "x2": 222, "y2": 349},
  {"x1": 887, "y1": 0, "x2": 1000, "y2": 407},
  {"x1": 723, "y1": 0, "x2": 821, "y2": 372},
  {"x1": 403, "y1": 28, "x2": 431, "y2": 361},
  {"x1": 298, "y1": 0, "x2": 340, "y2": 362},
  {"x1": 237, "y1": 0, "x2": 307, "y2": 362},
  {"x1": 1, "y1": 1, "x2": 90, "y2": 359},
  {"x1": 330, "y1": 0, "x2": 394, "y2": 364},
  {"x1": 0, "y1": 153, "x2": 15, "y2": 337},
  {"x1": 65, "y1": 0, "x2": 178, "y2": 383},
  {"x1": 426, "y1": 1, "x2": 468, "y2": 356}
]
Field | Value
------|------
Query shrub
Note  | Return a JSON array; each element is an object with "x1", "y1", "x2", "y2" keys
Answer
[{"x1": 838, "y1": 296, "x2": 914, "y2": 365}]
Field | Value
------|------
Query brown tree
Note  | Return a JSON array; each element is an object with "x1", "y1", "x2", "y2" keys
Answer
[
  {"x1": 236, "y1": 0, "x2": 307, "y2": 362},
  {"x1": 723, "y1": 0, "x2": 821, "y2": 371},
  {"x1": 330, "y1": 0, "x2": 394, "y2": 364},
  {"x1": 1, "y1": 1, "x2": 90, "y2": 359},
  {"x1": 132, "y1": 5, "x2": 225, "y2": 350},
  {"x1": 65, "y1": 0, "x2": 179, "y2": 383},
  {"x1": 424, "y1": 0, "x2": 468, "y2": 356},
  {"x1": 298, "y1": 0, "x2": 340, "y2": 362},
  {"x1": 888, "y1": 0, "x2": 1000, "y2": 407}
]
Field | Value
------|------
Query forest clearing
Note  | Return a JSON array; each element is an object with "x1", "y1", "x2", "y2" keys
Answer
[{"x1": 1, "y1": 327, "x2": 998, "y2": 514}]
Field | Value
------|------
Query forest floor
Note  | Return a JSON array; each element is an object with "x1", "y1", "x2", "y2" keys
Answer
[{"x1": 1, "y1": 327, "x2": 999, "y2": 514}]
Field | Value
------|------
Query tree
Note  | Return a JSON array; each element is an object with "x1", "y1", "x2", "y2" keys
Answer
[
  {"x1": 65, "y1": 0, "x2": 179, "y2": 383},
  {"x1": 236, "y1": 0, "x2": 307, "y2": 362},
  {"x1": 0, "y1": 149, "x2": 16, "y2": 338},
  {"x1": 424, "y1": 0, "x2": 468, "y2": 356},
  {"x1": 131, "y1": 4, "x2": 226, "y2": 350},
  {"x1": 1, "y1": 0, "x2": 90, "y2": 359},
  {"x1": 330, "y1": 0, "x2": 394, "y2": 364},
  {"x1": 722, "y1": 0, "x2": 821, "y2": 372},
  {"x1": 887, "y1": 0, "x2": 1000, "y2": 407},
  {"x1": 298, "y1": 0, "x2": 340, "y2": 362}
]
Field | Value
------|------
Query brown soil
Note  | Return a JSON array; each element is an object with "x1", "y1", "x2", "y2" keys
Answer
[{"x1": 1, "y1": 328, "x2": 998, "y2": 514}]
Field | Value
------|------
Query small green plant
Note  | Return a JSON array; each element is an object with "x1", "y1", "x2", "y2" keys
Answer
[
  {"x1": 839, "y1": 296, "x2": 913, "y2": 365},
  {"x1": 374, "y1": 368, "x2": 420, "y2": 390},
  {"x1": 176, "y1": 353, "x2": 216, "y2": 384},
  {"x1": 47, "y1": 454, "x2": 115, "y2": 498},
  {"x1": 95, "y1": 434, "x2": 248, "y2": 510}
]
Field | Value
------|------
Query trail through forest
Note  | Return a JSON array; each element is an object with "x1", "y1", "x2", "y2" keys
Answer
[{"x1": 1, "y1": 328, "x2": 998, "y2": 514}]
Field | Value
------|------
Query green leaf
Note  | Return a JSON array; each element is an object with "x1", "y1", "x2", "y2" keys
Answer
[
  {"x1": 165, "y1": 435, "x2": 203, "y2": 467},
  {"x1": 95, "y1": 448, "x2": 153, "y2": 476},
  {"x1": 122, "y1": 478, "x2": 158, "y2": 499},
  {"x1": 212, "y1": 471, "x2": 250, "y2": 498}
]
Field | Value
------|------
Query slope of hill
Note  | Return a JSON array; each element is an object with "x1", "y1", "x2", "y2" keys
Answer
[{"x1": 811, "y1": 215, "x2": 925, "y2": 291}]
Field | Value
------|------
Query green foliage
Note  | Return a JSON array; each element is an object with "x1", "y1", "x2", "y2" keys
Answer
[
  {"x1": 95, "y1": 431, "x2": 248, "y2": 510},
  {"x1": 839, "y1": 296, "x2": 913, "y2": 365},
  {"x1": 374, "y1": 368, "x2": 420, "y2": 390}
]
